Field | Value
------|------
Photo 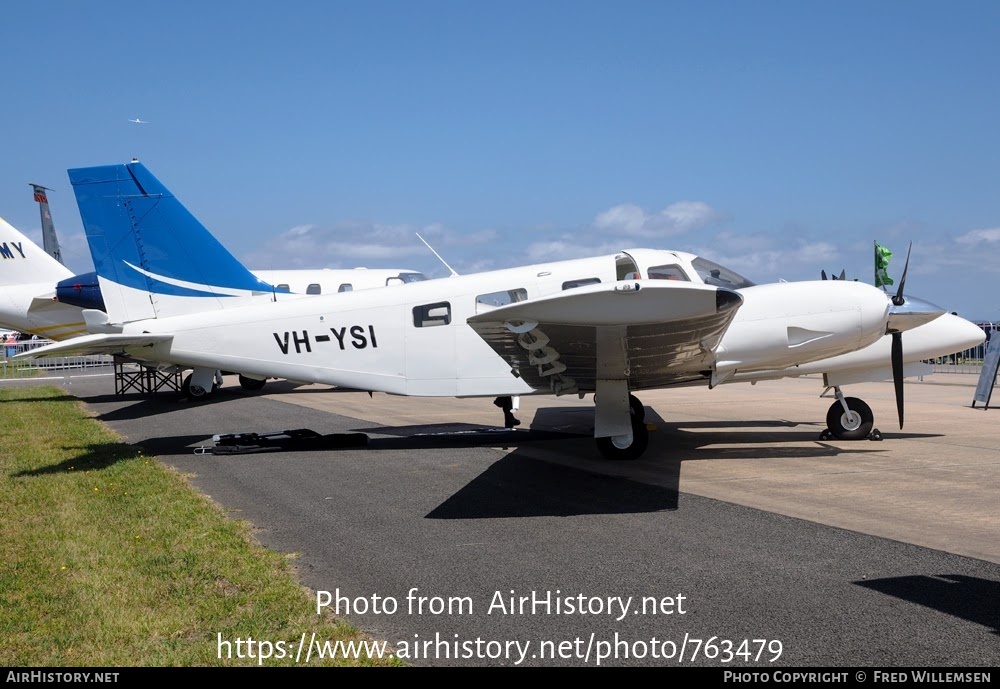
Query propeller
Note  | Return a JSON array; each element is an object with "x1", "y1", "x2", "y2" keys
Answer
[
  {"x1": 888, "y1": 243, "x2": 913, "y2": 429},
  {"x1": 820, "y1": 269, "x2": 846, "y2": 281}
]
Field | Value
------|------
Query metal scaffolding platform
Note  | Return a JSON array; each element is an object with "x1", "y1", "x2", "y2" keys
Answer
[{"x1": 113, "y1": 357, "x2": 182, "y2": 395}]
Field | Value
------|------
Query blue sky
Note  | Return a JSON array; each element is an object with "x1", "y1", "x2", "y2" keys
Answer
[{"x1": 1, "y1": 1, "x2": 998, "y2": 318}]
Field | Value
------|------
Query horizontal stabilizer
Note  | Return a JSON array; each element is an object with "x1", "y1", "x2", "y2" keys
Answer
[{"x1": 14, "y1": 333, "x2": 173, "y2": 359}]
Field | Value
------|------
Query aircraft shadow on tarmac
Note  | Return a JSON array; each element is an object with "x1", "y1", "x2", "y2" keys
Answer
[
  {"x1": 47, "y1": 391, "x2": 941, "y2": 518},
  {"x1": 352, "y1": 406, "x2": 932, "y2": 461},
  {"x1": 425, "y1": 448, "x2": 681, "y2": 518},
  {"x1": 417, "y1": 406, "x2": 924, "y2": 519},
  {"x1": 856, "y1": 574, "x2": 1000, "y2": 635}
]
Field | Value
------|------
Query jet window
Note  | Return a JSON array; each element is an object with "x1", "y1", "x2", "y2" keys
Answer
[
  {"x1": 338, "y1": 283, "x2": 353, "y2": 293},
  {"x1": 413, "y1": 302, "x2": 452, "y2": 327},
  {"x1": 277, "y1": 284, "x2": 290, "y2": 292},
  {"x1": 646, "y1": 264, "x2": 690, "y2": 281},
  {"x1": 306, "y1": 283, "x2": 322, "y2": 295},
  {"x1": 562, "y1": 278, "x2": 601, "y2": 290}
]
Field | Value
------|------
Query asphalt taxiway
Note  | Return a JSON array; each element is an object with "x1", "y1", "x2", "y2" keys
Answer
[{"x1": 11, "y1": 370, "x2": 1000, "y2": 666}]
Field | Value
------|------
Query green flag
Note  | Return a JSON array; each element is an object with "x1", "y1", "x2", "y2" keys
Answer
[{"x1": 874, "y1": 242, "x2": 893, "y2": 288}]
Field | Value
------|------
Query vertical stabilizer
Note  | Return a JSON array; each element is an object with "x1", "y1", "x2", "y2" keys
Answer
[
  {"x1": 30, "y1": 184, "x2": 63, "y2": 265},
  {"x1": 69, "y1": 162, "x2": 276, "y2": 324}
]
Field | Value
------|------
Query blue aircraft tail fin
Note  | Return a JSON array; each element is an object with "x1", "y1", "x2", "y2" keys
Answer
[{"x1": 69, "y1": 162, "x2": 276, "y2": 323}]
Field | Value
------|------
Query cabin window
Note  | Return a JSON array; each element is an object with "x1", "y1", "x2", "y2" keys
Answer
[
  {"x1": 413, "y1": 302, "x2": 451, "y2": 327},
  {"x1": 338, "y1": 283, "x2": 353, "y2": 293},
  {"x1": 562, "y1": 277, "x2": 601, "y2": 290},
  {"x1": 616, "y1": 254, "x2": 640, "y2": 280},
  {"x1": 475, "y1": 288, "x2": 528, "y2": 313},
  {"x1": 306, "y1": 283, "x2": 322, "y2": 295},
  {"x1": 277, "y1": 284, "x2": 290, "y2": 292},
  {"x1": 646, "y1": 264, "x2": 690, "y2": 281},
  {"x1": 691, "y1": 257, "x2": 756, "y2": 288}
]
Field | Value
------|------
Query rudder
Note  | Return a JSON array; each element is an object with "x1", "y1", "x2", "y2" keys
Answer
[{"x1": 69, "y1": 162, "x2": 276, "y2": 323}]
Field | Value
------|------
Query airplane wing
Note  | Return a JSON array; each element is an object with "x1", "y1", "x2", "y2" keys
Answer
[
  {"x1": 13, "y1": 333, "x2": 173, "y2": 359},
  {"x1": 467, "y1": 280, "x2": 743, "y2": 394}
]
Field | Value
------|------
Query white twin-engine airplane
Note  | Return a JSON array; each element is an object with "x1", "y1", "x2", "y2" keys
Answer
[{"x1": 21, "y1": 162, "x2": 984, "y2": 460}]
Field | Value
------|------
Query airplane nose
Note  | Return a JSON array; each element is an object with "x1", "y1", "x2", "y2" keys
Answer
[
  {"x1": 951, "y1": 314, "x2": 988, "y2": 351},
  {"x1": 886, "y1": 295, "x2": 946, "y2": 334}
]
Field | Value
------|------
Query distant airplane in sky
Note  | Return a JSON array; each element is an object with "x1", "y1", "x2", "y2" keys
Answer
[{"x1": 127, "y1": 118, "x2": 148, "y2": 124}]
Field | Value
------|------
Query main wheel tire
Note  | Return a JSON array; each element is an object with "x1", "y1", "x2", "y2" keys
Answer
[
  {"x1": 628, "y1": 394, "x2": 645, "y2": 422},
  {"x1": 182, "y1": 373, "x2": 218, "y2": 401},
  {"x1": 595, "y1": 414, "x2": 649, "y2": 461},
  {"x1": 238, "y1": 374, "x2": 266, "y2": 391},
  {"x1": 825, "y1": 397, "x2": 874, "y2": 440}
]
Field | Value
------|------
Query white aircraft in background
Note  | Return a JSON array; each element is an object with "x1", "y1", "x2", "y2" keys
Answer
[
  {"x1": 0, "y1": 216, "x2": 82, "y2": 340},
  {"x1": 22, "y1": 162, "x2": 984, "y2": 460},
  {"x1": 127, "y1": 118, "x2": 148, "y2": 124}
]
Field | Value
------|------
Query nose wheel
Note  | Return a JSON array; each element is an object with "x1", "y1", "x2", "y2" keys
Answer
[{"x1": 824, "y1": 396, "x2": 874, "y2": 440}]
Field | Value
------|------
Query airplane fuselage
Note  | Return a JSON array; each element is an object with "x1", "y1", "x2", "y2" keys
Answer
[{"x1": 120, "y1": 251, "x2": 898, "y2": 397}]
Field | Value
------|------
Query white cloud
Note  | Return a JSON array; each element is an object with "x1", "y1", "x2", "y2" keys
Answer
[
  {"x1": 690, "y1": 241, "x2": 839, "y2": 281},
  {"x1": 241, "y1": 218, "x2": 502, "y2": 271},
  {"x1": 526, "y1": 238, "x2": 624, "y2": 262},
  {"x1": 955, "y1": 227, "x2": 1000, "y2": 245},
  {"x1": 592, "y1": 201, "x2": 721, "y2": 238}
]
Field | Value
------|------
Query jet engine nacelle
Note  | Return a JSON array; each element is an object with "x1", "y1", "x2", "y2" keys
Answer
[{"x1": 55, "y1": 271, "x2": 107, "y2": 312}]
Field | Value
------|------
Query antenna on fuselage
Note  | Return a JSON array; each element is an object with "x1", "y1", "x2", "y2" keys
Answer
[{"x1": 416, "y1": 232, "x2": 459, "y2": 277}]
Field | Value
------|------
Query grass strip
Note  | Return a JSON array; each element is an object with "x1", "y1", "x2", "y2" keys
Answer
[{"x1": 0, "y1": 386, "x2": 399, "y2": 666}]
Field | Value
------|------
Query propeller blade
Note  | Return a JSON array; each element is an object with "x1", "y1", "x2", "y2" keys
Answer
[
  {"x1": 892, "y1": 242, "x2": 912, "y2": 306},
  {"x1": 821, "y1": 270, "x2": 828, "y2": 280},
  {"x1": 891, "y1": 331, "x2": 904, "y2": 429},
  {"x1": 838, "y1": 269, "x2": 846, "y2": 281}
]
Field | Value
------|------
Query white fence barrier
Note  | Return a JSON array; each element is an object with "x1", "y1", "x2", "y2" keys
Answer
[{"x1": 2, "y1": 339, "x2": 113, "y2": 377}]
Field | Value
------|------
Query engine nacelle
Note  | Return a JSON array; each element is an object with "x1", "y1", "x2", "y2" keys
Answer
[{"x1": 56, "y1": 272, "x2": 106, "y2": 312}]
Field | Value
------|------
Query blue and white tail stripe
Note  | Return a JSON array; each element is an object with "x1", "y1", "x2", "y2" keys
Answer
[{"x1": 69, "y1": 162, "x2": 278, "y2": 323}]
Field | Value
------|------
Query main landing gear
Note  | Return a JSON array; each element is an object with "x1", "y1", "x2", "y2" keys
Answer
[
  {"x1": 820, "y1": 386, "x2": 880, "y2": 441},
  {"x1": 594, "y1": 388, "x2": 649, "y2": 461},
  {"x1": 238, "y1": 374, "x2": 267, "y2": 391},
  {"x1": 181, "y1": 368, "x2": 222, "y2": 401},
  {"x1": 182, "y1": 370, "x2": 269, "y2": 400}
]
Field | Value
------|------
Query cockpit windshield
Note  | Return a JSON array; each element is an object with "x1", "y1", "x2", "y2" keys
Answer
[
  {"x1": 399, "y1": 272, "x2": 427, "y2": 283},
  {"x1": 691, "y1": 257, "x2": 755, "y2": 289}
]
